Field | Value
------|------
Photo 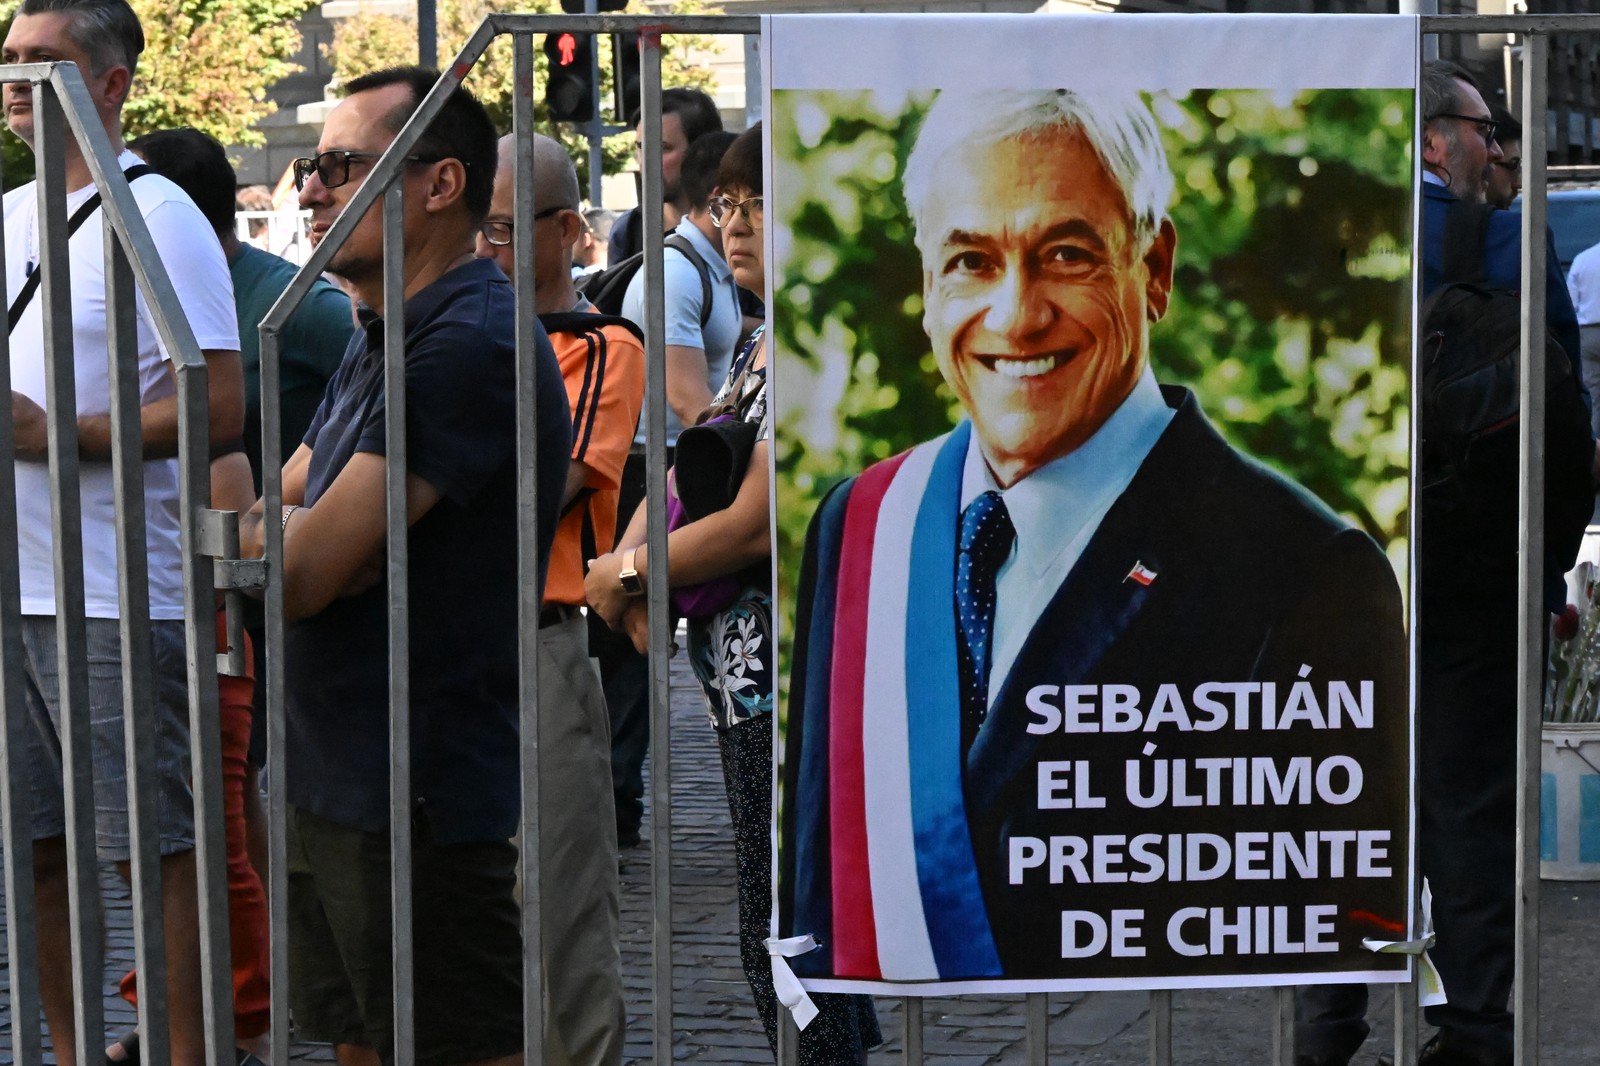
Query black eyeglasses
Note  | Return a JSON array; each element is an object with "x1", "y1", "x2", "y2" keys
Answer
[
  {"x1": 708, "y1": 195, "x2": 764, "y2": 229},
  {"x1": 478, "y1": 206, "x2": 569, "y2": 247},
  {"x1": 291, "y1": 149, "x2": 446, "y2": 191},
  {"x1": 1493, "y1": 157, "x2": 1522, "y2": 174},
  {"x1": 1428, "y1": 112, "x2": 1499, "y2": 145}
]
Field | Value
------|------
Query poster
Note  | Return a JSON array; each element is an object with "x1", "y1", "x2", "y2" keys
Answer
[{"x1": 768, "y1": 14, "x2": 1419, "y2": 994}]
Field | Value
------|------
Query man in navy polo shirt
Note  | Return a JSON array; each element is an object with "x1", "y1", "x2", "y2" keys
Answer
[{"x1": 238, "y1": 66, "x2": 569, "y2": 1066}]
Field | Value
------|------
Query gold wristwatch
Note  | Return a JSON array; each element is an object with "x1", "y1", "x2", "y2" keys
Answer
[{"x1": 619, "y1": 548, "x2": 645, "y2": 596}]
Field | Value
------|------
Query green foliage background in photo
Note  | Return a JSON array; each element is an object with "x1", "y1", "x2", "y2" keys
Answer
[{"x1": 771, "y1": 87, "x2": 1415, "y2": 685}]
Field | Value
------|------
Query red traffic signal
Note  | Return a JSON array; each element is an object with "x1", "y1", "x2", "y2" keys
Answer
[{"x1": 544, "y1": 31, "x2": 595, "y2": 123}]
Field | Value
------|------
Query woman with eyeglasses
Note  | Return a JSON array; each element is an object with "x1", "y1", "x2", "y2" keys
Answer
[{"x1": 586, "y1": 123, "x2": 880, "y2": 1064}]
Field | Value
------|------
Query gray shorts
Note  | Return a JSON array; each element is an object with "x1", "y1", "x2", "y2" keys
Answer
[{"x1": 22, "y1": 616, "x2": 194, "y2": 860}]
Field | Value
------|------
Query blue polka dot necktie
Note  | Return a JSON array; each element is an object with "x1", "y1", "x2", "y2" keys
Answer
[{"x1": 956, "y1": 490, "x2": 1015, "y2": 754}]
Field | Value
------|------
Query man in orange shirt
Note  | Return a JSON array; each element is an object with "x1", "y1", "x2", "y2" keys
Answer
[{"x1": 476, "y1": 132, "x2": 643, "y2": 1066}]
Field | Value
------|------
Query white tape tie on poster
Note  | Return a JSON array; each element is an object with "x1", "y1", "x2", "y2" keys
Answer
[
  {"x1": 1360, "y1": 882, "x2": 1446, "y2": 1007},
  {"x1": 766, "y1": 934, "x2": 822, "y2": 1028}
]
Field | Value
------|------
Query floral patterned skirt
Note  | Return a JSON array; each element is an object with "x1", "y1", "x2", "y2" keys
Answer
[{"x1": 687, "y1": 583, "x2": 774, "y2": 731}]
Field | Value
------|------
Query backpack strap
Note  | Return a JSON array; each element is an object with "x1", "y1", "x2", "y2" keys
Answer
[
  {"x1": 539, "y1": 310, "x2": 643, "y2": 344},
  {"x1": 9, "y1": 164, "x2": 157, "y2": 334},
  {"x1": 1440, "y1": 199, "x2": 1495, "y2": 287},
  {"x1": 664, "y1": 232, "x2": 715, "y2": 330}
]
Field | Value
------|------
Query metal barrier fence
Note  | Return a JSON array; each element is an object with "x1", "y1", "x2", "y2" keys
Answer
[
  {"x1": 0, "y1": 10, "x2": 1592, "y2": 1066},
  {"x1": 234, "y1": 210, "x2": 314, "y2": 268},
  {"x1": 0, "y1": 61, "x2": 232, "y2": 1066}
]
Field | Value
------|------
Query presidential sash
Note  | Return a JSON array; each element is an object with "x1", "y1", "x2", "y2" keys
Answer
[{"x1": 790, "y1": 422, "x2": 1003, "y2": 981}]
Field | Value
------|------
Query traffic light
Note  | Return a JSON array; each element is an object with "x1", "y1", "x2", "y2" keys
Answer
[
  {"x1": 613, "y1": 32, "x2": 641, "y2": 125},
  {"x1": 544, "y1": 31, "x2": 594, "y2": 123}
]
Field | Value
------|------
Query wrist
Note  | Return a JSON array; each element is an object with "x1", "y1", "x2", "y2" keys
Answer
[{"x1": 618, "y1": 547, "x2": 645, "y2": 597}]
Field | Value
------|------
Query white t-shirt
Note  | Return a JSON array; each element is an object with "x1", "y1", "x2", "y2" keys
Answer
[{"x1": 4, "y1": 149, "x2": 240, "y2": 619}]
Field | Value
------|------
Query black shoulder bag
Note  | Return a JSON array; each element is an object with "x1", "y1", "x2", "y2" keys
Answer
[{"x1": 8, "y1": 164, "x2": 156, "y2": 333}]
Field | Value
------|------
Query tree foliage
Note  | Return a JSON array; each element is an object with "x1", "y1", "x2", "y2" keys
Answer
[
  {"x1": 771, "y1": 88, "x2": 1415, "y2": 623},
  {"x1": 1, "y1": 0, "x2": 318, "y2": 186},
  {"x1": 322, "y1": 0, "x2": 718, "y2": 187}
]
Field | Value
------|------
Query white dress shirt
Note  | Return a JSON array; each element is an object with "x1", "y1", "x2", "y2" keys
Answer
[{"x1": 959, "y1": 367, "x2": 1176, "y2": 704}]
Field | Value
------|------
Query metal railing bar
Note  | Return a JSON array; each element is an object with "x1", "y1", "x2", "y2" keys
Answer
[
  {"x1": 1514, "y1": 32, "x2": 1549, "y2": 1066},
  {"x1": 1394, "y1": 980, "x2": 1417, "y2": 1064},
  {"x1": 1149, "y1": 990, "x2": 1172, "y2": 1066},
  {"x1": 103, "y1": 221, "x2": 170, "y2": 1066},
  {"x1": 487, "y1": 12, "x2": 760, "y2": 34},
  {"x1": 1420, "y1": 13, "x2": 1600, "y2": 32},
  {"x1": 34, "y1": 75, "x2": 104, "y2": 1066},
  {"x1": 257, "y1": 19, "x2": 495, "y2": 339},
  {"x1": 1025, "y1": 992, "x2": 1048, "y2": 1065},
  {"x1": 173, "y1": 305, "x2": 231, "y2": 1066},
  {"x1": 0, "y1": 62, "x2": 58, "y2": 82},
  {"x1": 259, "y1": 322, "x2": 291, "y2": 1066},
  {"x1": 640, "y1": 33, "x2": 675, "y2": 1066},
  {"x1": 382, "y1": 182, "x2": 417, "y2": 1066},
  {"x1": 510, "y1": 30, "x2": 547, "y2": 1066},
  {"x1": 777, "y1": 1010, "x2": 797, "y2": 1064},
  {"x1": 902, "y1": 998, "x2": 923, "y2": 1062},
  {"x1": 38, "y1": 59, "x2": 232, "y2": 1065},
  {"x1": 0, "y1": 103, "x2": 45, "y2": 1066},
  {"x1": 1273, "y1": 987, "x2": 1294, "y2": 1066},
  {"x1": 44, "y1": 66, "x2": 205, "y2": 375}
]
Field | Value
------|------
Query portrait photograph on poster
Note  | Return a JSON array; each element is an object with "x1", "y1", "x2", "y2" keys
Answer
[{"x1": 766, "y1": 14, "x2": 1419, "y2": 995}]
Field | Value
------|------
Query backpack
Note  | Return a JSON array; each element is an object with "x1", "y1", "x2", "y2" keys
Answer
[
  {"x1": 577, "y1": 232, "x2": 712, "y2": 328},
  {"x1": 537, "y1": 310, "x2": 647, "y2": 561},
  {"x1": 1417, "y1": 201, "x2": 1594, "y2": 587}
]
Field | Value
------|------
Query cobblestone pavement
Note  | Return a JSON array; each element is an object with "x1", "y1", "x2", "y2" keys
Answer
[{"x1": 3, "y1": 649, "x2": 1597, "y2": 1064}]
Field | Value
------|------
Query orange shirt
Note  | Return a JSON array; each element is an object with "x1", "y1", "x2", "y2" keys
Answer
[{"x1": 543, "y1": 311, "x2": 645, "y2": 606}]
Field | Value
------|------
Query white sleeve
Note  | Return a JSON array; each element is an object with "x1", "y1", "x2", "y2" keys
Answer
[{"x1": 137, "y1": 196, "x2": 241, "y2": 358}]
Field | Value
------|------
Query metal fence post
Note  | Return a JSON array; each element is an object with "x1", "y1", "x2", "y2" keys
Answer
[
  {"x1": 381, "y1": 181, "x2": 417, "y2": 1066},
  {"x1": 0, "y1": 70, "x2": 43, "y2": 1066},
  {"x1": 902, "y1": 997, "x2": 924, "y2": 1062},
  {"x1": 639, "y1": 29, "x2": 676, "y2": 1066},
  {"x1": 33, "y1": 73, "x2": 104, "y2": 1066},
  {"x1": 1026, "y1": 991, "x2": 1049, "y2": 1065},
  {"x1": 1149, "y1": 990, "x2": 1172, "y2": 1066},
  {"x1": 1394, "y1": 979, "x2": 1418, "y2": 1064},
  {"x1": 102, "y1": 217, "x2": 169, "y2": 1066},
  {"x1": 512, "y1": 28, "x2": 548, "y2": 1066},
  {"x1": 1514, "y1": 29, "x2": 1549, "y2": 1066},
  {"x1": 259, "y1": 258, "x2": 292, "y2": 1066},
  {"x1": 1273, "y1": 987, "x2": 1295, "y2": 1066}
]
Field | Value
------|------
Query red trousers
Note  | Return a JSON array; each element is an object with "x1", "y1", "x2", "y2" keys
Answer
[{"x1": 120, "y1": 613, "x2": 271, "y2": 1039}]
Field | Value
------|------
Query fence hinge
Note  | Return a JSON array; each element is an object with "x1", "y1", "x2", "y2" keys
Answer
[{"x1": 197, "y1": 507, "x2": 265, "y2": 678}]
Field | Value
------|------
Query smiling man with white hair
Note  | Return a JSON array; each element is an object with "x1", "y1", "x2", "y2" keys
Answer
[{"x1": 781, "y1": 87, "x2": 1407, "y2": 984}]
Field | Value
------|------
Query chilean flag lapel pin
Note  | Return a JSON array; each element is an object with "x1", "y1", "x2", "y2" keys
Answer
[{"x1": 1125, "y1": 561, "x2": 1158, "y2": 586}]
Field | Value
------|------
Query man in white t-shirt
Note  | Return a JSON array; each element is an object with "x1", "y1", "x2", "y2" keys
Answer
[{"x1": 2, "y1": 4, "x2": 243, "y2": 1066}]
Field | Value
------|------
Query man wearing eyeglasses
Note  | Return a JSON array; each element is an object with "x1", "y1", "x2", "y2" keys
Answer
[
  {"x1": 471, "y1": 131, "x2": 642, "y2": 1066},
  {"x1": 1296, "y1": 62, "x2": 1592, "y2": 1066},
  {"x1": 2, "y1": 4, "x2": 244, "y2": 1066},
  {"x1": 238, "y1": 66, "x2": 572, "y2": 1066},
  {"x1": 1484, "y1": 104, "x2": 1522, "y2": 211}
]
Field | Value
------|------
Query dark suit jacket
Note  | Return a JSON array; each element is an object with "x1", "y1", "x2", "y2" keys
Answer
[
  {"x1": 1420, "y1": 181, "x2": 1582, "y2": 377},
  {"x1": 781, "y1": 386, "x2": 1409, "y2": 982},
  {"x1": 1419, "y1": 181, "x2": 1594, "y2": 611}
]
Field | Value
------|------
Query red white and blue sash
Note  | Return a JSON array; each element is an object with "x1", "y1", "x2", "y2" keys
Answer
[{"x1": 817, "y1": 422, "x2": 1003, "y2": 981}]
